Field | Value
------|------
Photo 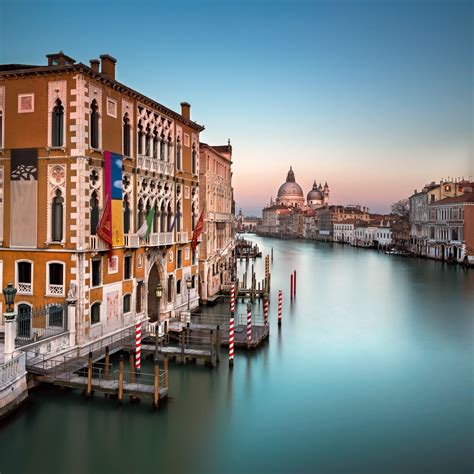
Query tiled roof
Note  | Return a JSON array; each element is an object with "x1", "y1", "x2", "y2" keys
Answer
[{"x1": 430, "y1": 192, "x2": 474, "y2": 205}]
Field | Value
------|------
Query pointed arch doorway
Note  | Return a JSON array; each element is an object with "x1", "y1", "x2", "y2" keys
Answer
[{"x1": 147, "y1": 263, "x2": 162, "y2": 322}]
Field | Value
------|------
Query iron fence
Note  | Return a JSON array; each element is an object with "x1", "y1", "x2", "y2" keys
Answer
[{"x1": 16, "y1": 303, "x2": 68, "y2": 348}]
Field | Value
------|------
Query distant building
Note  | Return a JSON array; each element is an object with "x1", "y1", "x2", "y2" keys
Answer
[
  {"x1": 198, "y1": 142, "x2": 234, "y2": 302},
  {"x1": 409, "y1": 179, "x2": 473, "y2": 257},
  {"x1": 426, "y1": 191, "x2": 474, "y2": 263},
  {"x1": 235, "y1": 210, "x2": 261, "y2": 233},
  {"x1": 260, "y1": 167, "x2": 330, "y2": 237}
]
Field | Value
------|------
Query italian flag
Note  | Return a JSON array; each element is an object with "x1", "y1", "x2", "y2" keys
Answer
[{"x1": 137, "y1": 207, "x2": 155, "y2": 239}]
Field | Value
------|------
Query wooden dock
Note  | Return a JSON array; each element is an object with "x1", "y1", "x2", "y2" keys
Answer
[
  {"x1": 124, "y1": 328, "x2": 220, "y2": 367},
  {"x1": 38, "y1": 372, "x2": 168, "y2": 401},
  {"x1": 190, "y1": 313, "x2": 269, "y2": 350}
]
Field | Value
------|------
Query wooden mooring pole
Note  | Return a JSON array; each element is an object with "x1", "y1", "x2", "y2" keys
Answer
[
  {"x1": 290, "y1": 273, "x2": 293, "y2": 301},
  {"x1": 104, "y1": 346, "x2": 110, "y2": 380},
  {"x1": 118, "y1": 355, "x2": 124, "y2": 404},
  {"x1": 86, "y1": 352, "x2": 93, "y2": 398},
  {"x1": 129, "y1": 351, "x2": 135, "y2": 384},
  {"x1": 164, "y1": 357, "x2": 169, "y2": 388},
  {"x1": 153, "y1": 359, "x2": 160, "y2": 409},
  {"x1": 294, "y1": 270, "x2": 297, "y2": 297}
]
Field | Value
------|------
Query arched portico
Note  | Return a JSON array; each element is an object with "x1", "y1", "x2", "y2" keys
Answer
[{"x1": 147, "y1": 261, "x2": 164, "y2": 322}]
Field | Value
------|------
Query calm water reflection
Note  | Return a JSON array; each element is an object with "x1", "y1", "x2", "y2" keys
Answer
[{"x1": 1, "y1": 235, "x2": 473, "y2": 474}]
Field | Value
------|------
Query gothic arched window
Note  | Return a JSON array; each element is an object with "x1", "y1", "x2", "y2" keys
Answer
[
  {"x1": 192, "y1": 203, "x2": 196, "y2": 231},
  {"x1": 153, "y1": 129, "x2": 158, "y2": 159},
  {"x1": 160, "y1": 201, "x2": 166, "y2": 232},
  {"x1": 176, "y1": 137, "x2": 181, "y2": 170},
  {"x1": 145, "y1": 125, "x2": 151, "y2": 156},
  {"x1": 90, "y1": 99, "x2": 99, "y2": 149},
  {"x1": 123, "y1": 113, "x2": 131, "y2": 156},
  {"x1": 160, "y1": 134, "x2": 165, "y2": 161},
  {"x1": 52, "y1": 99, "x2": 64, "y2": 147},
  {"x1": 137, "y1": 199, "x2": 144, "y2": 230},
  {"x1": 123, "y1": 196, "x2": 131, "y2": 234},
  {"x1": 90, "y1": 191, "x2": 99, "y2": 236},
  {"x1": 167, "y1": 202, "x2": 173, "y2": 231},
  {"x1": 51, "y1": 189, "x2": 64, "y2": 242},
  {"x1": 153, "y1": 202, "x2": 159, "y2": 233},
  {"x1": 192, "y1": 144, "x2": 197, "y2": 174},
  {"x1": 137, "y1": 121, "x2": 144, "y2": 155},
  {"x1": 177, "y1": 202, "x2": 181, "y2": 232}
]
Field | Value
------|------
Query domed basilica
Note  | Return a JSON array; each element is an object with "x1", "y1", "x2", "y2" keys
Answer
[{"x1": 275, "y1": 166, "x2": 329, "y2": 209}]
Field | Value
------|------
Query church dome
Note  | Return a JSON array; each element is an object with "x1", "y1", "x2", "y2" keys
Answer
[
  {"x1": 307, "y1": 181, "x2": 323, "y2": 201},
  {"x1": 277, "y1": 167, "x2": 304, "y2": 199}
]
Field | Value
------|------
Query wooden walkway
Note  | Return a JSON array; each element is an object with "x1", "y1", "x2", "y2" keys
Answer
[{"x1": 40, "y1": 373, "x2": 168, "y2": 400}]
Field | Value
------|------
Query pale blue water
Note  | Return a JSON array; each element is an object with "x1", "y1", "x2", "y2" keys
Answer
[{"x1": 1, "y1": 235, "x2": 473, "y2": 473}]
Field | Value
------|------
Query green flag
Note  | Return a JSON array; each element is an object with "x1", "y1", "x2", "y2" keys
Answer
[{"x1": 137, "y1": 206, "x2": 155, "y2": 239}]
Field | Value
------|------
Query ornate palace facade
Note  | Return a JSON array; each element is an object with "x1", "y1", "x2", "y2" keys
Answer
[
  {"x1": 0, "y1": 51, "x2": 202, "y2": 346},
  {"x1": 198, "y1": 142, "x2": 234, "y2": 302}
]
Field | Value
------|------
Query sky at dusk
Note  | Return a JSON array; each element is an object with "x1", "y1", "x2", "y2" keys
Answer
[{"x1": 1, "y1": 0, "x2": 472, "y2": 215}]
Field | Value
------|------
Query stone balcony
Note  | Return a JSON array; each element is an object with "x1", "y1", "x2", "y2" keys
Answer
[
  {"x1": 177, "y1": 231, "x2": 188, "y2": 243},
  {"x1": 145, "y1": 232, "x2": 174, "y2": 246},
  {"x1": 138, "y1": 155, "x2": 174, "y2": 176},
  {"x1": 124, "y1": 233, "x2": 140, "y2": 248}
]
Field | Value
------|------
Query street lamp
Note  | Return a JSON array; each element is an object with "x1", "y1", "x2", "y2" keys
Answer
[
  {"x1": 154, "y1": 283, "x2": 163, "y2": 360},
  {"x1": 3, "y1": 283, "x2": 17, "y2": 314},
  {"x1": 155, "y1": 283, "x2": 163, "y2": 322},
  {"x1": 186, "y1": 277, "x2": 193, "y2": 310}
]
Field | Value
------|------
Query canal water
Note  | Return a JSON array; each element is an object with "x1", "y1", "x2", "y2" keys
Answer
[{"x1": 0, "y1": 235, "x2": 473, "y2": 473}]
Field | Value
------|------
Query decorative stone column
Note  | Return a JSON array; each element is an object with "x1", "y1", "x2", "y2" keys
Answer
[
  {"x1": 66, "y1": 283, "x2": 78, "y2": 348},
  {"x1": 4, "y1": 312, "x2": 17, "y2": 362}
]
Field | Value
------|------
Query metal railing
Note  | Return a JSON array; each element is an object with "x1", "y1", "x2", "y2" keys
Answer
[
  {"x1": 190, "y1": 313, "x2": 232, "y2": 327},
  {"x1": 113, "y1": 368, "x2": 167, "y2": 389},
  {"x1": 0, "y1": 352, "x2": 26, "y2": 389},
  {"x1": 237, "y1": 313, "x2": 265, "y2": 327},
  {"x1": 16, "y1": 303, "x2": 68, "y2": 348}
]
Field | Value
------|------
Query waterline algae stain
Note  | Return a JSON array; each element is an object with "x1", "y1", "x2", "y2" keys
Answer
[{"x1": 0, "y1": 236, "x2": 472, "y2": 473}]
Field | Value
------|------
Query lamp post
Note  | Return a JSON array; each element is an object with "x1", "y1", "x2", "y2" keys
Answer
[
  {"x1": 3, "y1": 283, "x2": 17, "y2": 361},
  {"x1": 186, "y1": 277, "x2": 193, "y2": 311},
  {"x1": 154, "y1": 283, "x2": 163, "y2": 361},
  {"x1": 155, "y1": 283, "x2": 163, "y2": 322}
]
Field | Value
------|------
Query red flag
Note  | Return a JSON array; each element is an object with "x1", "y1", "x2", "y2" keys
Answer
[
  {"x1": 96, "y1": 196, "x2": 113, "y2": 246},
  {"x1": 191, "y1": 211, "x2": 204, "y2": 253}
]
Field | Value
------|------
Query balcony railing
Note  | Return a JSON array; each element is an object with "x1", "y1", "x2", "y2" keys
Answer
[
  {"x1": 47, "y1": 284, "x2": 64, "y2": 296},
  {"x1": 177, "y1": 231, "x2": 188, "y2": 243},
  {"x1": 138, "y1": 155, "x2": 174, "y2": 176},
  {"x1": 145, "y1": 232, "x2": 174, "y2": 246},
  {"x1": 124, "y1": 233, "x2": 140, "y2": 248},
  {"x1": 17, "y1": 282, "x2": 32, "y2": 294},
  {"x1": 90, "y1": 235, "x2": 109, "y2": 251}
]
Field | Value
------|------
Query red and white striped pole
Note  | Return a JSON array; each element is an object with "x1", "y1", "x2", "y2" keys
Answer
[
  {"x1": 229, "y1": 316, "x2": 234, "y2": 366},
  {"x1": 290, "y1": 274, "x2": 293, "y2": 301},
  {"x1": 230, "y1": 283, "x2": 235, "y2": 314},
  {"x1": 264, "y1": 294, "x2": 269, "y2": 328},
  {"x1": 246, "y1": 302, "x2": 252, "y2": 344},
  {"x1": 229, "y1": 283, "x2": 235, "y2": 366},
  {"x1": 278, "y1": 290, "x2": 282, "y2": 327},
  {"x1": 135, "y1": 321, "x2": 142, "y2": 371},
  {"x1": 293, "y1": 270, "x2": 297, "y2": 298}
]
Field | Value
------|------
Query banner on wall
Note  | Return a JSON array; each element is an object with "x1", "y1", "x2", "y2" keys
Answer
[
  {"x1": 97, "y1": 151, "x2": 123, "y2": 247},
  {"x1": 10, "y1": 148, "x2": 38, "y2": 247}
]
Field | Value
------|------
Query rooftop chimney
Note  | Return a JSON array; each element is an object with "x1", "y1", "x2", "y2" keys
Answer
[
  {"x1": 100, "y1": 54, "x2": 117, "y2": 80},
  {"x1": 180, "y1": 102, "x2": 191, "y2": 120},
  {"x1": 90, "y1": 59, "x2": 100, "y2": 73}
]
